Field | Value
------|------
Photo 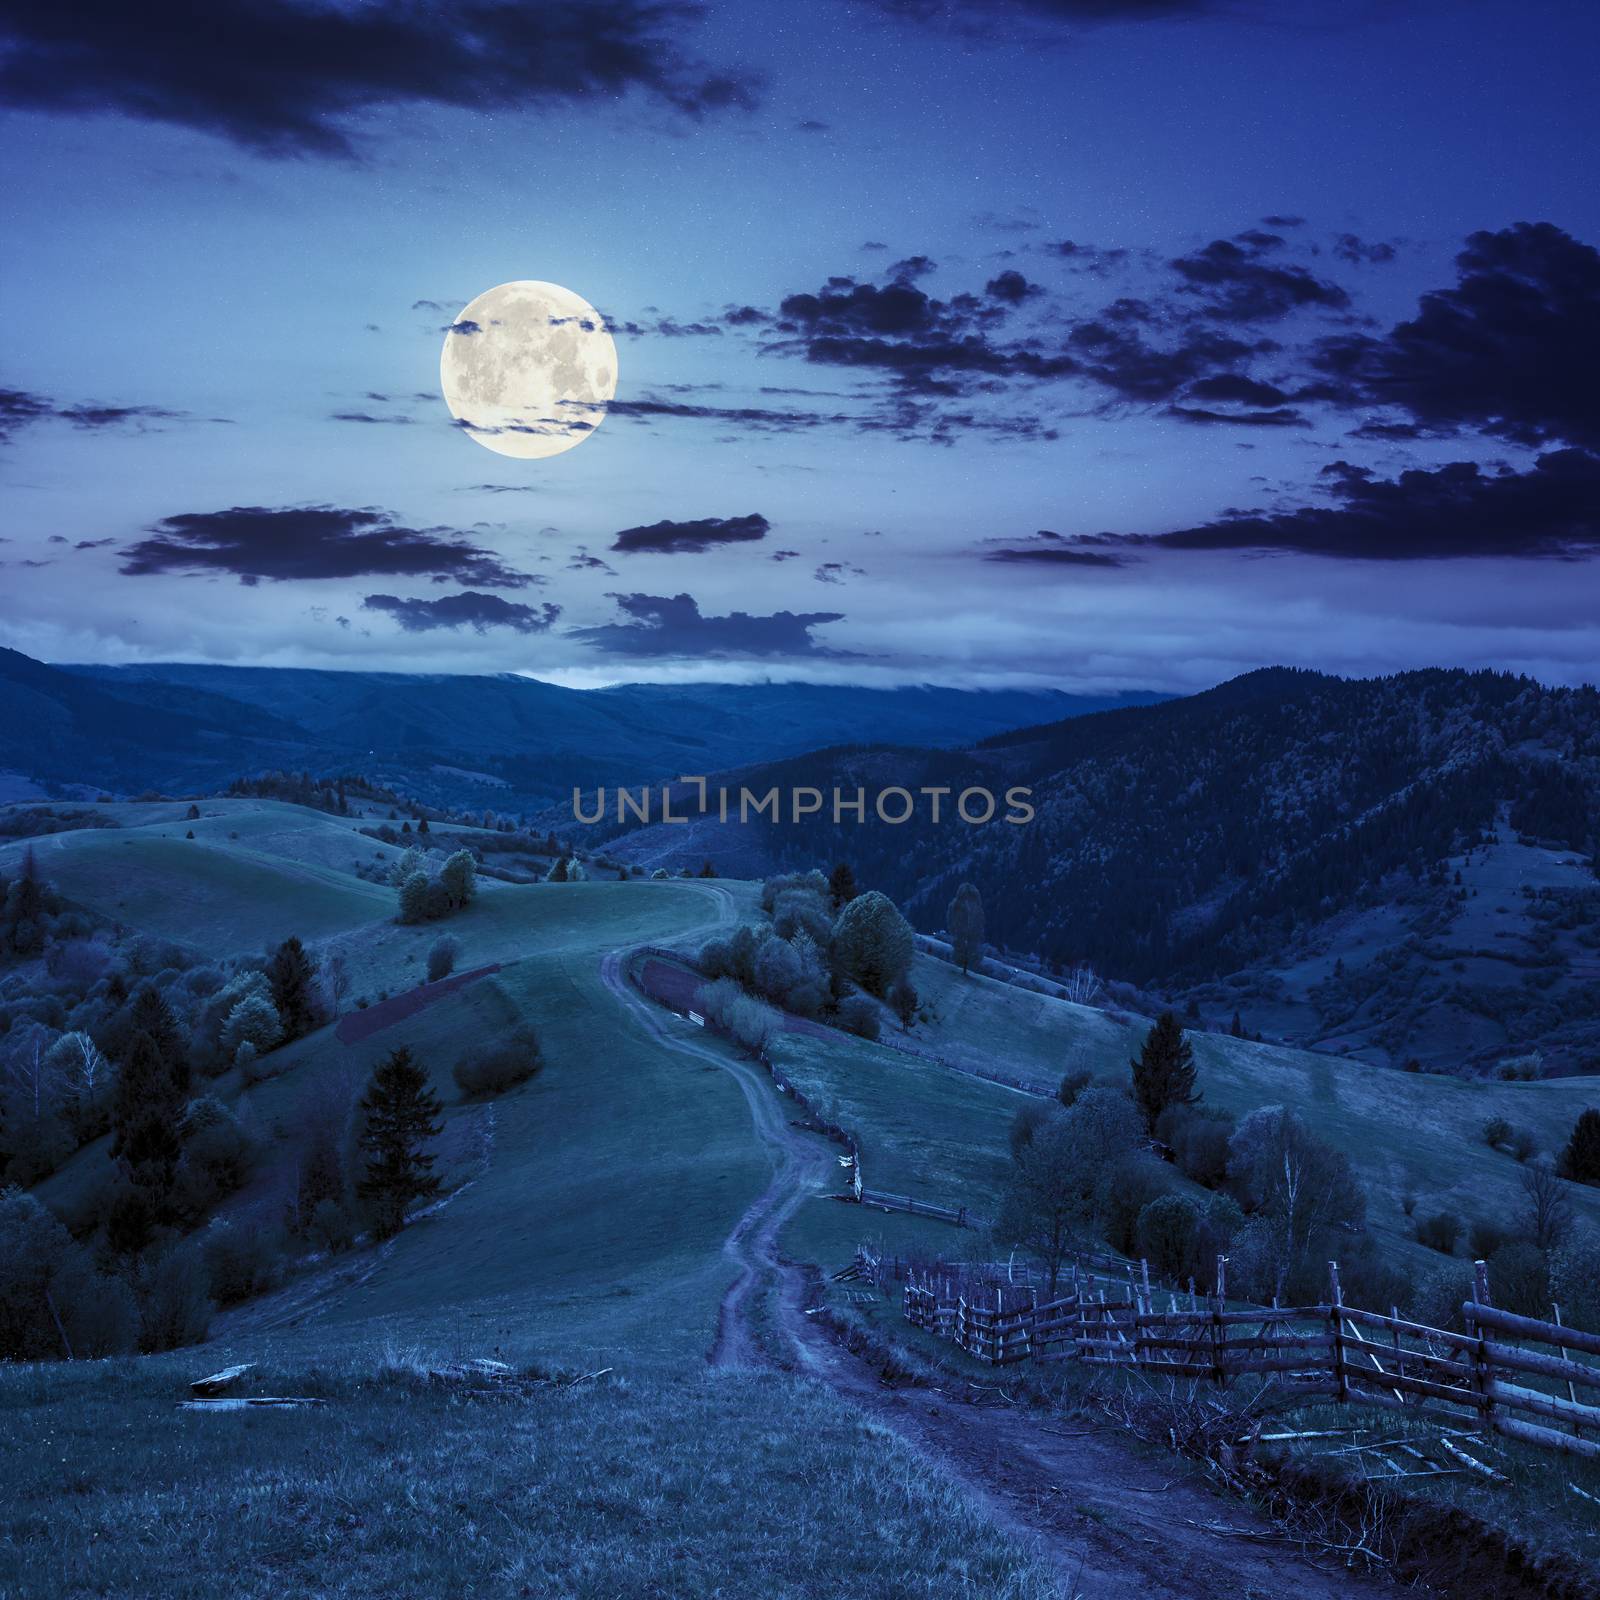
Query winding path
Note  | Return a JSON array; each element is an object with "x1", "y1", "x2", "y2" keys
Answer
[{"x1": 599, "y1": 909, "x2": 1394, "y2": 1600}]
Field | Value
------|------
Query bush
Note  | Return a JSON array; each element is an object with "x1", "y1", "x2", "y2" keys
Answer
[
  {"x1": 1469, "y1": 1217, "x2": 1514, "y2": 1260},
  {"x1": 199, "y1": 1217, "x2": 283, "y2": 1305},
  {"x1": 1482, "y1": 1115, "x2": 1512, "y2": 1149},
  {"x1": 838, "y1": 994, "x2": 881, "y2": 1041},
  {"x1": 1008, "y1": 1101, "x2": 1056, "y2": 1160},
  {"x1": 1488, "y1": 1241, "x2": 1550, "y2": 1318},
  {"x1": 695, "y1": 980, "x2": 781, "y2": 1057},
  {"x1": 771, "y1": 888, "x2": 832, "y2": 948},
  {"x1": 427, "y1": 934, "x2": 461, "y2": 983},
  {"x1": 1057, "y1": 1069, "x2": 1093, "y2": 1109},
  {"x1": 1510, "y1": 1126, "x2": 1538, "y2": 1163},
  {"x1": 309, "y1": 1198, "x2": 357, "y2": 1254},
  {"x1": 453, "y1": 1025, "x2": 542, "y2": 1098},
  {"x1": 1137, "y1": 1192, "x2": 1201, "y2": 1280},
  {"x1": 1416, "y1": 1210, "x2": 1463, "y2": 1255},
  {"x1": 1158, "y1": 1103, "x2": 1235, "y2": 1189},
  {"x1": 137, "y1": 1246, "x2": 212, "y2": 1352},
  {"x1": 1099, "y1": 1151, "x2": 1171, "y2": 1256},
  {"x1": 1549, "y1": 1231, "x2": 1600, "y2": 1330}
]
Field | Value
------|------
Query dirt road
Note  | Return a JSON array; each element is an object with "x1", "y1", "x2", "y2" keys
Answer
[{"x1": 602, "y1": 927, "x2": 1394, "y2": 1600}]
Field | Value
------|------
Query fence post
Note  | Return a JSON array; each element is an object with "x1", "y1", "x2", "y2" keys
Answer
[
  {"x1": 1211, "y1": 1255, "x2": 1228, "y2": 1386},
  {"x1": 1328, "y1": 1261, "x2": 1347, "y2": 1404},
  {"x1": 1553, "y1": 1303, "x2": 1581, "y2": 1435},
  {"x1": 1471, "y1": 1258, "x2": 1494, "y2": 1437}
]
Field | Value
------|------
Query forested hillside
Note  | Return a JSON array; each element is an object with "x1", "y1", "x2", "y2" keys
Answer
[{"x1": 601, "y1": 669, "x2": 1600, "y2": 1074}]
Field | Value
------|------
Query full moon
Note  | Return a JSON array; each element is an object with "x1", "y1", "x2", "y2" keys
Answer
[{"x1": 440, "y1": 280, "x2": 618, "y2": 460}]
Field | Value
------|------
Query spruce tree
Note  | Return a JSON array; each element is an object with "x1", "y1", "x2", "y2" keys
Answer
[
  {"x1": 110, "y1": 1029, "x2": 184, "y2": 1241},
  {"x1": 356, "y1": 1047, "x2": 443, "y2": 1238},
  {"x1": 268, "y1": 935, "x2": 317, "y2": 1041},
  {"x1": 1130, "y1": 1011, "x2": 1199, "y2": 1136},
  {"x1": 128, "y1": 986, "x2": 191, "y2": 1095},
  {"x1": 1562, "y1": 1108, "x2": 1600, "y2": 1184},
  {"x1": 828, "y1": 862, "x2": 858, "y2": 911}
]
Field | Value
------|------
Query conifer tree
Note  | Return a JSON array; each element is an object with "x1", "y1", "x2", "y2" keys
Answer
[
  {"x1": 356, "y1": 1047, "x2": 443, "y2": 1238},
  {"x1": 828, "y1": 862, "x2": 858, "y2": 911},
  {"x1": 128, "y1": 986, "x2": 191, "y2": 1095},
  {"x1": 1130, "y1": 1011, "x2": 1199, "y2": 1136},
  {"x1": 109, "y1": 1029, "x2": 184, "y2": 1245},
  {"x1": 1562, "y1": 1108, "x2": 1600, "y2": 1184},
  {"x1": 268, "y1": 935, "x2": 317, "y2": 1041}
]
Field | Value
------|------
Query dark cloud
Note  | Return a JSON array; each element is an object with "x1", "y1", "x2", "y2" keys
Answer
[
  {"x1": 446, "y1": 320, "x2": 482, "y2": 336},
  {"x1": 0, "y1": 0, "x2": 758, "y2": 158},
  {"x1": 1184, "y1": 373, "x2": 1290, "y2": 407},
  {"x1": 1315, "y1": 223, "x2": 1600, "y2": 450},
  {"x1": 889, "y1": 254, "x2": 938, "y2": 282},
  {"x1": 1261, "y1": 215, "x2": 1306, "y2": 228},
  {"x1": 982, "y1": 530, "x2": 1131, "y2": 568},
  {"x1": 1, "y1": 384, "x2": 189, "y2": 441},
  {"x1": 568, "y1": 552, "x2": 618, "y2": 575},
  {"x1": 1064, "y1": 318, "x2": 1267, "y2": 402},
  {"x1": 1332, "y1": 232, "x2": 1398, "y2": 266},
  {"x1": 861, "y1": 240, "x2": 890, "y2": 252},
  {"x1": 863, "y1": 0, "x2": 1220, "y2": 26},
  {"x1": 1166, "y1": 404, "x2": 1307, "y2": 427},
  {"x1": 362, "y1": 591, "x2": 561, "y2": 634},
  {"x1": 412, "y1": 299, "x2": 450, "y2": 313},
  {"x1": 611, "y1": 513, "x2": 770, "y2": 554},
  {"x1": 74, "y1": 537, "x2": 115, "y2": 550},
  {"x1": 119, "y1": 505, "x2": 536, "y2": 586},
  {"x1": 813, "y1": 560, "x2": 866, "y2": 584},
  {"x1": 1169, "y1": 231, "x2": 1350, "y2": 322},
  {"x1": 572, "y1": 592, "x2": 846, "y2": 659},
  {"x1": 723, "y1": 304, "x2": 769, "y2": 326},
  {"x1": 1124, "y1": 449, "x2": 1600, "y2": 560},
  {"x1": 1047, "y1": 240, "x2": 1131, "y2": 275},
  {"x1": 986, "y1": 269, "x2": 1040, "y2": 303},
  {"x1": 770, "y1": 549, "x2": 803, "y2": 562},
  {"x1": 795, "y1": 117, "x2": 829, "y2": 132},
  {"x1": 331, "y1": 411, "x2": 417, "y2": 425}
]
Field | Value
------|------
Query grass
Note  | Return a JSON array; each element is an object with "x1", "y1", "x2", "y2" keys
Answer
[
  {"x1": 0, "y1": 1356, "x2": 1061, "y2": 1600},
  {"x1": 1, "y1": 827, "x2": 392, "y2": 953}
]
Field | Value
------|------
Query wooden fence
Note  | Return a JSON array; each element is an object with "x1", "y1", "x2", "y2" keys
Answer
[{"x1": 896, "y1": 1254, "x2": 1600, "y2": 1462}]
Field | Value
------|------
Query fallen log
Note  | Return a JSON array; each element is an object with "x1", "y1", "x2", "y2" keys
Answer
[
  {"x1": 189, "y1": 1363, "x2": 256, "y2": 1397},
  {"x1": 178, "y1": 1396, "x2": 328, "y2": 1412}
]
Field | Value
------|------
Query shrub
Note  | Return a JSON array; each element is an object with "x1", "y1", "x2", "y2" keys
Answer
[
  {"x1": 1158, "y1": 1103, "x2": 1234, "y2": 1189},
  {"x1": 453, "y1": 1025, "x2": 542, "y2": 1098},
  {"x1": 1488, "y1": 1241, "x2": 1550, "y2": 1318},
  {"x1": 838, "y1": 994, "x2": 881, "y2": 1041},
  {"x1": 1510, "y1": 1126, "x2": 1538, "y2": 1163},
  {"x1": 1469, "y1": 1216, "x2": 1514, "y2": 1260},
  {"x1": 1549, "y1": 1231, "x2": 1600, "y2": 1330},
  {"x1": 199, "y1": 1217, "x2": 283, "y2": 1305},
  {"x1": 1137, "y1": 1193, "x2": 1202, "y2": 1281},
  {"x1": 1008, "y1": 1101, "x2": 1056, "y2": 1160},
  {"x1": 137, "y1": 1246, "x2": 213, "y2": 1352},
  {"x1": 309, "y1": 1197, "x2": 357, "y2": 1253},
  {"x1": 1561, "y1": 1108, "x2": 1600, "y2": 1183},
  {"x1": 1415, "y1": 1210, "x2": 1463, "y2": 1255},
  {"x1": 771, "y1": 888, "x2": 832, "y2": 948},
  {"x1": 221, "y1": 991, "x2": 281, "y2": 1059},
  {"x1": 1482, "y1": 1115, "x2": 1512, "y2": 1149},
  {"x1": 427, "y1": 935, "x2": 461, "y2": 983},
  {"x1": 1099, "y1": 1151, "x2": 1171, "y2": 1256},
  {"x1": 1057, "y1": 1069, "x2": 1093, "y2": 1109}
]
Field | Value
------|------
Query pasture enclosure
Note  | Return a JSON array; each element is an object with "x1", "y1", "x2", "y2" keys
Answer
[{"x1": 891, "y1": 1252, "x2": 1600, "y2": 1462}]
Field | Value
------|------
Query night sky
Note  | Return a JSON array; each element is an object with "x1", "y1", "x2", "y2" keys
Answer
[{"x1": 3, "y1": 0, "x2": 1598, "y2": 692}]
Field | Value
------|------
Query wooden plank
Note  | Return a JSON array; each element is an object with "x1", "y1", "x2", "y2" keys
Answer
[
  {"x1": 1494, "y1": 1415, "x2": 1600, "y2": 1461},
  {"x1": 1483, "y1": 1341, "x2": 1600, "y2": 1394},
  {"x1": 1487, "y1": 1379, "x2": 1600, "y2": 1433},
  {"x1": 189, "y1": 1363, "x2": 256, "y2": 1397},
  {"x1": 1467, "y1": 1303, "x2": 1600, "y2": 1359}
]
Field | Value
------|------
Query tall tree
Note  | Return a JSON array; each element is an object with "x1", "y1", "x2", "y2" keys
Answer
[
  {"x1": 1129, "y1": 1011, "x2": 1199, "y2": 1135},
  {"x1": 268, "y1": 935, "x2": 318, "y2": 1041},
  {"x1": 439, "y1": 849, "x2": 478, "y2": 911},
  {"x1": 128, "y1": 986, "x2": 190, "y2": 1095},
  {"x1": 828, "y1": 862, "x2": 858, "y2": 911},
  {"x1": 356, "y1": 1048, "x2": 443, "y2": 1239},
  {"x1": 947, "y1": 882, "x2": 985, "y2": 976},
  {"x1": 109, "y1": 1030, "x2": 184, "y2": 1245},
  {"x1": 1560, "y1": 1107, "x2": 1600, "y2": 1184},
  {"x1": 832, "y1": 891, "x2": 914, "y2": 998}
]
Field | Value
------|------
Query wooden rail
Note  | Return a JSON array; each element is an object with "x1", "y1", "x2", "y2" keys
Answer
[{"x1": 895, "y1": 1253, "x2": 1600, "y2": 1462}]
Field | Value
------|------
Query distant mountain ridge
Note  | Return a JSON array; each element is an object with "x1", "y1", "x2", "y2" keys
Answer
[
  {"x1": 0, "y1": 647, "x2": 1165, "y2": 808},
  {"x1": 589, "y1": 666, "x2": 1600, "y2": 1075}
]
